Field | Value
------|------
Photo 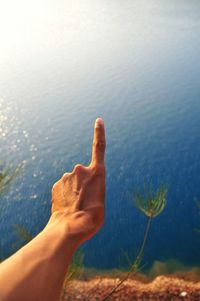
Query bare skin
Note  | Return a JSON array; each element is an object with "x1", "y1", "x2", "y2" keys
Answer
[{"x1": 0, "y1": 118, "x2": 106, "y2": 301}]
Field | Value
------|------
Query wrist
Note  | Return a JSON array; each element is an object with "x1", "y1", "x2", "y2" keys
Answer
[
  {"x1": 47, "y1": 209, "x2": 95, "y2": 247},
  {"x1": 45, "y1": 211, "x2": 81, "y2": 249}
]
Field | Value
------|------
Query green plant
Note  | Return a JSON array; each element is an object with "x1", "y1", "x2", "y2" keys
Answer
[
  {"x1": 12, "y1": 224, "x2": 33, "y2": 247},
  {"x1": 133, "y1": 185, "x2": 167, "y2": 269},
  {"x1": 0, "y1": 163, "x2": 23, "y2": 195},
  {"x1": 102, "y1": 185, "x2": 168, "y2": 301},
  {"x1": 195, "y1": 201, "x2": 200, "y2": 234},
  {"x1": 0, "y1": 163, "x2": 24, "y2": 261},
  {"x1": 0, "y1": 224, "x2": 33, "y2": 262},
  {"x1": 61, "y1": 249, "x2": 84, "y2": 300},
  {"x1": 66, "y1": 249, "x2": 84, "y2": 280},
  {"x1": 134, "y1": 185, "x2": 167, "y2": 218},
  {"x1": 0, "y1": 248, "x2": 5, "y2": 263}
]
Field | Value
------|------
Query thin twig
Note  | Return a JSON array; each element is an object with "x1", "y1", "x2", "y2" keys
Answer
[{"x1": 101, "y1": 217, "x2": 152, "y2": 301}]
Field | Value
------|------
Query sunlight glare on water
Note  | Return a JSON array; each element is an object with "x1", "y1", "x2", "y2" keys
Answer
[{"x1": 0, "y1": 0, "x2": 200, "y2": 270}]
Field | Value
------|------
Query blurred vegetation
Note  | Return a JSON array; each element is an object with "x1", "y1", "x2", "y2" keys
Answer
[
  {"x1": 196, "y1": 201, "x2": 200, "y2": 234},
  {"x1": 102, "y1": 184, "x2": 168, "y2": 301},
  {"x1": 132, "y1": 185, "x2": 167, "y2": 270},
  {"x1": 61, "y1": 249, "x2": 84, "y2": 300},
  {"x1": 66, "y1": 249, "x2": 84, "y2": 280},
  {"x1": 0, "y1": 163, "x2": 23, "y2": 195},
  {"x1": 0, "y1": 162, "x2": 24, "y2": 262},
  {"x1": 134, "y1": 185, "x2": 167, "y2": 218},
  {"x1": 0, "y1": 224, "x2": 32, "y2": 263},
  {"x1": 11, "y1": 224, "x2": 33, "y2": 252}
]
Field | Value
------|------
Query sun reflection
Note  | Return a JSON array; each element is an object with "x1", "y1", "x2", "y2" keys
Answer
[
  {"x1": 0, "y1": 98, "x2": 11, "y2": 139},
  {"x1": 0, "y1": 97, "x2": 27, "y2": 159}
]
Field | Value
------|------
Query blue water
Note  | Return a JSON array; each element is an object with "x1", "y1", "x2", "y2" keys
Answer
[{"x1": 0, "y1": 0, "x2": 200, "y2": 270}]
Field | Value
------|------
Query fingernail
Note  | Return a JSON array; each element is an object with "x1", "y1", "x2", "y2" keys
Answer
[{"x1": 95, "y1": 118, "x2": 104, "y2": 128}]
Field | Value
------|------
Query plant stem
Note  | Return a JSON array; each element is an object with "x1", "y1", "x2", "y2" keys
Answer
[
  {"x1": 135, "y1": 216, "x2": 152, "y2": 267},
  {"x1": 101, "y1": 216, "x2": 152, "y2": 301}
]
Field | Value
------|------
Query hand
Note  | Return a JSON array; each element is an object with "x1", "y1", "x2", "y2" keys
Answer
[{"x1": 50, "y1": 118, "x2": 106, "y2": 245}]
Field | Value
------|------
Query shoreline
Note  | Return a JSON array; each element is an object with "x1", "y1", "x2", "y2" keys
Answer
[
  {"x1": 62, "y1": 275, "x2": 200, "y2": 300},
  {"x1": 62, "y1": 272, "x2": 200, "y2": 300}
]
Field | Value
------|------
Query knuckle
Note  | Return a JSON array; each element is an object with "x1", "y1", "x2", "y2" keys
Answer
[
  {"x1": 52, "y1": 181, "x2": 59, "y2": 191},
  {"x1": 92, "y1": 164, "x2": 105, "y2": 176},
  {"x1": 93, "y1": 140, "x2": 106, "y2": 150},
  {"x1": 62, "y1": 173, "x2": 69, "y2": 182},
  {"x1": 73, "y1": 164, "x2": 84, "y2": 174}
]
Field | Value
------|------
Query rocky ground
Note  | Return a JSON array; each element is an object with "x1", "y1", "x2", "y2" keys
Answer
[{"x1": 62, "y1": 276, "x2": 200, "y2": 301}]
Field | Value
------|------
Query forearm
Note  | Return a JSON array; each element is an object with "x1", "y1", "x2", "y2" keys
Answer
[
  {"x1": 0, "y1": 118, "x2": 105, "y2": 301},
  {"x1": 0, "y1": 215, "x2": 78, "y2": 301}
]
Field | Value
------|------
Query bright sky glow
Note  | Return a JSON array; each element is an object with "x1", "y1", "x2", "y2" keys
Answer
[
  {"x1": 0, "y1": 0, "x2": 170, "y2": 101},
  {"x1": 0, "y1": 0, "x2": 151, "y2": 66},
  {"x1": 0, "y1": 0, "x2": 57, "y2": 60}
]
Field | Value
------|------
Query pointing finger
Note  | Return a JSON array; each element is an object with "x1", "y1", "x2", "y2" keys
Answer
[{"x1": 91, "y1": 118, "x2": 106, "y2": 166}]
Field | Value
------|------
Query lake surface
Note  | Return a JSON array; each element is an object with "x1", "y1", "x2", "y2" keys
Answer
[{"x1": 0, "y1": 0, "x2": 200, "y2": 271}]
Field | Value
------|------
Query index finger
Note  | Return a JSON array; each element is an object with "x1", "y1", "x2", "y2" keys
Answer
[{"x1": 91, "y1": 118, "x2": 106, "y2": 166}]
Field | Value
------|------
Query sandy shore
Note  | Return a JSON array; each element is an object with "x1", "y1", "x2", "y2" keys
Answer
[{"x1": 62, "y1": 276, "x2": 200, "y2": 300}]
